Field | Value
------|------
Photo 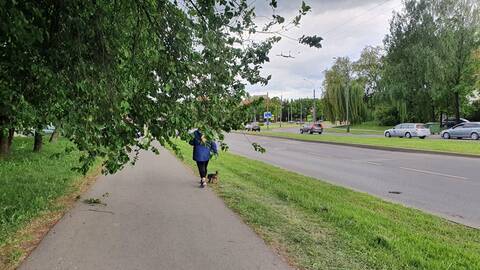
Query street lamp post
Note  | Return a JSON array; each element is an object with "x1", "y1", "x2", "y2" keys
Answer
[
  {"x1": 313, "y1": 88, "x2": 316, "y2": 123},
  {"x1": 280, "y1": 95, "x2": 282, "y2": 127},
  {"x1": 346, "y1": 85, "x2": 350, "y2": 133},
  {"x1": 300, "y1": 101, "x2": 303, "y2": 123}
]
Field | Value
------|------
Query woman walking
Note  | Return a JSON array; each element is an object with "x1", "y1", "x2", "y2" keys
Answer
[{"x1": 190, "y1": 129, "x2": 217, "y2": 188}]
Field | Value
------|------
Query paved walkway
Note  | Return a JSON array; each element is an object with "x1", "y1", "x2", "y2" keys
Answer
[{"x1": 20, "y1": 148, "x2": 292, "y2": 270}]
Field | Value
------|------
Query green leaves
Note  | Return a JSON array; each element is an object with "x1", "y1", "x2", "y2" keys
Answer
[
  {"x1": 382, "y1": 0, "x2": 479, "y2": 122},
  {"x1": 251, "y1": 142, "x2": 266, "y2": 154},
  {"x1": 1, "y1": 0, "x2": 319, "y2": 173},
  {"x1": 299, "y1": 35, "x2": 323, "y2": 48},
  {"x1": 300, "y1": 1, "x2": 311, "y2": 15},
  {"x1": 269, "y1": 0, "x2": 278, "y2": 9}
]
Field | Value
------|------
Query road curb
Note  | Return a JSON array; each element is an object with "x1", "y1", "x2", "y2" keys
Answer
[{"x1": 233, "y1": 131, "x2": 480, "y2": 159}]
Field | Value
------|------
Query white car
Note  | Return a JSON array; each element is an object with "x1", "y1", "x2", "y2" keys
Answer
[{"x1": 384, "y1": 123, "x2": 431, "y2": 139}]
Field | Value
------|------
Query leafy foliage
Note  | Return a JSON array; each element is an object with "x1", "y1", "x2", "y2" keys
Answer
[
  {"x1": 0, "y1": 1, "x2": 322, "y2": 172},
  {"x1": 382, "y1": 0, "x2": 480, "y2": 122},
  {"x1": 323, "y1": 57, "x2": 367, "y2": 124}
]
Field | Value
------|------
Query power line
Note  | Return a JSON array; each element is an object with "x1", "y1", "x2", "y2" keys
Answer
[
  {"x1": 321, "y1": 0, "x2": 395, "y2": 36},
  {"x1": 323, "y1": 1, "x2": 403, "y2": 43}
]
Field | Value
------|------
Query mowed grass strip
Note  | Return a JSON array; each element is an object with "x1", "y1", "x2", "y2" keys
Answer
[
  {"x1": 324, "y1": 128, "x2": 383, "y2": 135},
  {"x1": 249, "y1": 131, "x2": 480, "y2": 156},
  {"x1": 175, "y1": 141, "x2": 480, "y2": 270},
  {"x1": 0, "y1": 137, "x2": 99, "y2": 268}
]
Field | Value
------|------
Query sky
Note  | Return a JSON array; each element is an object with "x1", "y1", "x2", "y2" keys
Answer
[{"x1": 246, "y1": 0, "x2": 403, "y2": 99}]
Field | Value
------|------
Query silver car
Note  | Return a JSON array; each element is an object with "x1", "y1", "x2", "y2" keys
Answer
[
  {"x1": 441, "y1": 122, "x2": 480, "y2": 140},
  {"x1": 384, "y1": 123, "x2": 431, "y2": 139}
]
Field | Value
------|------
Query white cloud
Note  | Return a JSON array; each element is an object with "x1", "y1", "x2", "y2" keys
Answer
[{"x1": 246, "y1": 0, "x2": 402, "y2": 99}]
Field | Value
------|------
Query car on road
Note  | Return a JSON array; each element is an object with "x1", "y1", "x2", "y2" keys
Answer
[
  {"x1": 440, "y1": 122, "x2": 480, "y2": 140},
  {"x1": 245, "y1": 122, "x2": 261, "y2": 132},
  {"x1": 442, "y1": 117, "x2": 470, "y2": 129},
  {"x1": 384, "y1": 123, "x2": 431, "y2": 139},
  {"x1": 300, "y1": 123, "x2": 323, "y2": 134}
]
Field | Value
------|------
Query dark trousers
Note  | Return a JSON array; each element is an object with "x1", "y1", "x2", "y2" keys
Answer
[{"x1": 196, "y1": 160, "x2": 209, "y2": 178}]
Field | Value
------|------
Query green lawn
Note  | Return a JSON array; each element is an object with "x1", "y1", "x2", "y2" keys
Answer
[
  {"x1": 0, "y1": 137, "x2": 98, "y2": 267},
  {"x1": 329, "y1": 121, "x2": 390, "y2": 135},
  {"x1": 174, "y1": 141, "x2": 480, "y2": 270},
  {"x1": 263, "y1": 122, "x2": 300, "y2": 129},
  {"x1": 247, "y1": 131, "x2": 480, "y2": 156},
  {"x1": 324, "y1": 127, "x2": 384, "y2": 135}
]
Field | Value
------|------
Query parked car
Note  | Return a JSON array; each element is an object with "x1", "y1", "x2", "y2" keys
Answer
[
  {"x1": 300, "y1": 123, "x2": 323, "y2": 134},
  {"x1": 440, "y1": 122, "x2": 480, "y2": 140},
  {"x1": 42, "y1": 124, "x2": 55, "y2": 134},
  {"x1": 384, "y1": 123, "x2": 431, "y2": 139},
  {"x1": 442, "y1": 117, "x2": 470, "y2": 129},
  {"x1": 245, "y1": 122, "x2": 261, "y2": 132}
]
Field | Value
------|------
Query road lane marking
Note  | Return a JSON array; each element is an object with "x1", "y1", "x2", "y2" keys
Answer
[
  {"x1": 399, "y1": 167, "x2": 468, "y2": 180},
  {"x1": 366, "y1": 161, "x2": 381, "y2": 166}
]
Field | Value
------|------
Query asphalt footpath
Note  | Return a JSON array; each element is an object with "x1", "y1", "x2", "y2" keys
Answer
[{"x1": 20, "y1": 148, "x2": 292, "y2": 270}]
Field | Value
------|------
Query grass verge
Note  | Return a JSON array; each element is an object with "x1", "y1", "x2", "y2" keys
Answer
[
  {"x1": 324, "y1": 128, "x2": 383, "y2": 135},
  {"x1": 173, "y1": 141, "x2": 480, "y2": 269},
  {"x1": 246, "y1": 131, "x2": 480, "y2": 156},
  {"x1": 0, "y1": 137, "x2": 101, "y2": 270}
]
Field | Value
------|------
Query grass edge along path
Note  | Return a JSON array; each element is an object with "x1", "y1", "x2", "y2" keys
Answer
[
  {"x1": 242, "y1": 131, "x2": 480, "y2": 157},
  {"x1": 0, "y1": 138, "x2": 102, "y2": 270},
  {"x1": 174, "y1": 141, "x2": 480, "y2": 270}
]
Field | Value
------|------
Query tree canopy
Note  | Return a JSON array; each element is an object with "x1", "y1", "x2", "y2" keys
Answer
[{"x1": 0, "y1": 0, "x2": 322, "y2": 173}]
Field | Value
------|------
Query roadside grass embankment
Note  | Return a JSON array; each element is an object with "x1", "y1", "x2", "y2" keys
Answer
[
  {"x1": 174, "y1": 141, "x2": 480, "y2": 269},
  {"x1": 324, "y1": 127, "x2": 384, "y2": 135},
  {"x1": 245, "y1": 131, "x2": 480, "y2": 157},
  {"x1": 0, "y1": 137, "x2": 101, "y2": 269},
  {"x1": 261, "y1": 122, "x2": 299, "y2": 129}
]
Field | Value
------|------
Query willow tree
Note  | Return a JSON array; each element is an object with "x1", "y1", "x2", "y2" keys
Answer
[
  {"x1": 0, "y1": 1, "x2": 321, "y2": 171},
  {"x1": 323, "y1": 57, "x2": 366, "y2": 124},
  {"x1": 382, "y1": 0, "x2": 479, "y2": 122}
]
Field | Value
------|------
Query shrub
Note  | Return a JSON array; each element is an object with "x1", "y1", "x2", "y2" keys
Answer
[{"x1": 374, "y1": 105, "x2": 400, "y2": 126}]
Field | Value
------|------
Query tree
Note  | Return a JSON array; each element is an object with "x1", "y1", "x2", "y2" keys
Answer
[
  {"x1": 433, "y1": 0, "x2": 480, "y2": 121},
  {"x1": 382, "y1": 0, "x2": 439, "y2": 122},
  {"x1": 382, "y1": 0, "x2": 479, "y2": 123},
  {"x1": 353, "y1": 46, "x2": 384, "y2": 101},
  {"x1": 0, "y1": 1, "x2": 322, "y2": 171},
  {"x1": 323, "y1": 57, "x2": 366, "y2": 124}
]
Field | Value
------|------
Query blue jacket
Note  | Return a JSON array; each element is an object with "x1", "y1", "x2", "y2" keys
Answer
[{"x1": 190, "y1": 130, "x2": 218, "y2": 162}]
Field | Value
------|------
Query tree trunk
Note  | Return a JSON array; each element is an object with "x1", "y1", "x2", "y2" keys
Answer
[
  {"x1": 454, "y1": 91, "x2": 460, "y2": 122},
  {"x1": 431, "y1": 105, "x2": 436, "y2": 122},
  {"x1": 49, "y1": 128, "x2": 59, "y2": 142},
  {"x1": 33, "y1": 131, "x2": 43, "y2": 152},
  {"x1": 0, "y1": 130, "x2": 8, "y2": 156},
  {"x1": 439, "y1": 111, "x2": 444, "y2": 129},
  {"x1": 8, "y1": 128, "x2": 14, "y2": 149}
]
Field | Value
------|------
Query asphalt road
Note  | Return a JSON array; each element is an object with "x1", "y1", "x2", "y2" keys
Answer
[
  {"x1": 20, "y1": 148, "x2": 292, "y2": 270},
  {"x1": 225, "y1": 133, "x2": 480, "y2": 228}
]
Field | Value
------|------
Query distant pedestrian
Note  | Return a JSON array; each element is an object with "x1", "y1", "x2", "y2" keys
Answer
[{"x1": 189, "y1": 129, "x2": 218, "y2": 188}]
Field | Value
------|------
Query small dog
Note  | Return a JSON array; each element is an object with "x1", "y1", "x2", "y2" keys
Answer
[{"x1": 207, "y1": 171, "x2": 219, "y2": 183}]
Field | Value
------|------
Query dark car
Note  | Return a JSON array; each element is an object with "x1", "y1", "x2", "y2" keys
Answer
[
  {"x1": 442, "y1": 118, "x2": 469, "y2": 129},
  {"x1": 245, "y1": 122, "x2": 261, "y2": 132},
  {"x1": 300, "y1": 123, "x2": 323, "y2": 134}
]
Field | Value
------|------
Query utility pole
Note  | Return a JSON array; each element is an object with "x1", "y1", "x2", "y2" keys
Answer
[
  {"x1": 312, "y1": 89, "x2": 316, "y2": 123},
  {"x1": 279, "y1": 95, "x2": 282, "y2": 128},
  {"x1": 266, "y1": 92, "x2": 269, "y2": 130},
  {"x1": 288, "y1": 103, "x2": 290, "y2": 122},
  {"x1": 346, "y1": 82, "x2": 350, "y2": 133},
  {"x1": 290, "y1": 102, "x2": 292, "y2": 122},
  {"x1": 300, "y1": 101, "x2": 303, "y2": 123}
]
